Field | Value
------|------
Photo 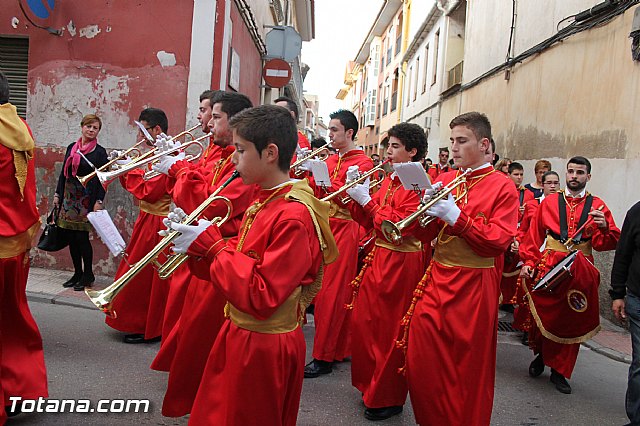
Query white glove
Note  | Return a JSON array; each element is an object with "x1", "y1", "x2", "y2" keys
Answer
[
  {"x1": 170, "y1": 219, "x2": 213, "y2": 254},
  {"x1": 296, "y1": 146, "x2": 309, "y2": 158},
  {"x1": 346, "y1": 165, "x2": 360, "y2": 184},
  {"x1": 108, "y1": 150, "x2": 124, "y2": 161},
  {"x1": 159, "y1": 207, "x2": 188, "y2": 237},
  {"x1": 154, "y1": 133, "x2": 181, "y2": 152},
  {"x1": 115, "y1": 156, "x2": 134, "y2": 167},
  {"x1": 346, "y1": 179, "x2": 371, "y2": 206},
  {"x1": 425, "y1": 192, "x2": 461, "y2": 226},
  {"x1": 421, "y1": 182, "x2": 443, "y2": 203},
  {"x1": 296, "y1": 156, "x2": 312, "y2": 173}
]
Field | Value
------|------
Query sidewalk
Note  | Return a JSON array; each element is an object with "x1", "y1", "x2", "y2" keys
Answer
[{"x1": 26, "y1": 267, "x2": 633, "y2": 364}]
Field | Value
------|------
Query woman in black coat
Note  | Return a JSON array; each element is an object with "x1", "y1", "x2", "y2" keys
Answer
[{"x1": 53, "y1": 114, "x2": 108, "y2": 290}]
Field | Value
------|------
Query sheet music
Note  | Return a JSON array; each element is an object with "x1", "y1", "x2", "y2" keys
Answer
[
  {"x1": 393, "y1": 162, "x2": 431, "y2": 192},
  {"x1": 87, "y1": 210, "x2": 126, "y2": 256},
  {"x1": 310, "y1": 159, "x2": 331, "y2": 187},
  {"x1": 134, "y1": 120, "x2": 154, "y2": 142}
]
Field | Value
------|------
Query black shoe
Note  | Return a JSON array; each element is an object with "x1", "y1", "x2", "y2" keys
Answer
[
  {"x1": 79, "y1": 272, "x2": 95, "y2": 287},
  {"x1": 521, "y1": 331, "x2": 529, "y2": 346},
  {"x1": 550, "y1": 369, "x2": 571, "y2": 394},
  {"x1": 529, "y1": 354, "x2": 544, "y2": 377},
  {"x1": 62, "y1": 273, "x2": 82, "y2": 288},
  {"x1": 364, "y1": 405, "x2": 403, "y2": 421},
  {"x1": 304, "y1": 359, "x2": 333, "y2": 378},
  {"x1": 73, "y1": 283, "x2": 85, "y2": 291},
  {"x1": 123, "y1": 334, "x2": 161, "y2": 344},
  {"x1": 5, "y1": 402, "x2": 21, "y2": 417}
]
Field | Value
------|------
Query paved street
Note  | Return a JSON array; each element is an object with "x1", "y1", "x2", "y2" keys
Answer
[{"x1": 6, "y1": 285, "x2": 632, "y2": 425}]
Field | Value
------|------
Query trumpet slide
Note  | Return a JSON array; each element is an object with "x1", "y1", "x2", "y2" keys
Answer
[
  {"x1": 85, "y1": 171, "x2": 239, "y2": 317},
  {"x1": 321, "y1": 160, "x2": 390, "y2": 203},
  {"x1": 380, "y1": 168, "x2": 471, "y2": 245},
  {"x1": 290, "y1": 142, "x2": 331, "y2": 172}
]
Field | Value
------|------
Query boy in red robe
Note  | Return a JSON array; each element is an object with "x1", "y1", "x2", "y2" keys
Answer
[
  {"x1": 407, "y1": 112, "x2": 518, "y2": 426},
  {"x1": 303, "y1": 109, "x2": 373, "y2": 377},
  {"x1": 519, "y1": 156, "x2": 620, "y2": 394},
  {"x1": 0, "y1": 72, "x2": 48, "y2": 421},
  {"x1": 344, "y1": 122, "x2": 428, "y2": 420},
  {"x1": 105, "y1": 108, "x2": 172, "y2": 344},
  {"x1": 165, "y1": 104, "x2": 337, "y2": 425}
]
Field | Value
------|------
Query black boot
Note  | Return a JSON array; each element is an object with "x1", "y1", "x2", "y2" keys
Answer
[
  {"x1": 304, "y1": 359, "x2": 333, "y2": 378},
  {"x1": 74, "y1": 272, "x2": 95, "y2": 291},
  {"x1": 63, "y1": 272, "x2": 82, "y2": 288},
  {"x1": 364, "y1": 405, "x2": 403, "y2": 421},
  {"x1": 550, "y1": 369, "x2": 572, "y2": 394},
  {"x1": 529, "y1": 354, "x2": 544, "y2": 377}
]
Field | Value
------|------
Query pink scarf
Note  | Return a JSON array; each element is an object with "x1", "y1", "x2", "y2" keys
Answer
[{"x1": 64, "y1": 137, "x2": 98, "y2": 178}]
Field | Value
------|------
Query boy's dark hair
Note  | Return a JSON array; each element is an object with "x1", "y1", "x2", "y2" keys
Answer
[
  {"x1": 567, "y1": 156, "x2": 591, "y2": 174},
  {"x1": 311, "y1": 137, "x2": 326, "y2": 149},
  {"x1": 138, "y1": 108, "x2": 168, "y2": 133},
  {"x1": 387, "y1": 122, "x2": 427, "y2": 162},
  {"x1": 508, "y1": 162, "x2": 524, "y2": 174},
  {"x1": 449, "y1": 112, "x2": 492, "y2": 142},
  {"x1": 542, "y1": 170, "x2": 560, "y2": 183},
  {"x1": 213, "y1": 92, "x2": 253, "y2": 119},
  {"x1": 274, "y1": 96, "x2": 299, "y2": 121},
  {"x1": 438, "y1": 147, "x2": 449, "y2": 154},
  {"x1": 0, "y1": 71, "x2": 9, "y2": 104},
  {"x1": 229, "y1": 105, "x2": 297, "y2": 172},
  {"x1": 329, "y1": 109, "x2": 358, "y2": 140}
]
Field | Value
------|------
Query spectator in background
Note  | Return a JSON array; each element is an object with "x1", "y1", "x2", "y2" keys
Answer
[
  {"x1": 371, "y1": 153, "x2": 381, "y2": 167},
  {"x1": 54, "y1": 114, "x2": 108, "y2": 291},
  {"x1": 539, "y1": 170, "x2": 560, "y2": 202},
  {"x1": 311, "y1": 137, "x2": 330, "y2": 161},
  {"x1": 525, "y1": 159, "x2": 551, "y2": 199},
  {"x1": 495, "y1": 158, "x2": 512, "y2": 174},
  {"x1": 610, "y1": 201, "x2": 640, "y2": 426}
]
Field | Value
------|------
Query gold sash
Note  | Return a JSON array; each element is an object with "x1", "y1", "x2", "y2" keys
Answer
[
  {"x1": 545, "y1": 235, "x2": 592, "y2": 256},
  {"x1": 375, "y1": 236, "x2": 422, "y2": 253},
  {"x1": 433, "y1": 234, "x2": 495, "y2": 268},
  {"x1": 229, "y1": 287, "x2": 301, "y2": 334},
  {"x1": 0, "y1": 221, "x2": 40, "y2": 259},
  {"x1": 329, "y1": 201, "x2": 352, "y2": 220},
  {"x1": 139, "y1": 195, "x2": 171, "y2": 216}
]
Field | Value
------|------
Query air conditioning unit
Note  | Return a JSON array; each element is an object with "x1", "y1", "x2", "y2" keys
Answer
[{"x1": 424, "y1": 116, "x2": 432, "y2": 130}]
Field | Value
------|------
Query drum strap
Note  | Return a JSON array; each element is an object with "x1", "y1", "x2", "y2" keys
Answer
[
  {"x1": 519, "y1": 188, "x2": 525, "y2": 206},
  {"x1": 557, "y1": 194, "x2": 593, "y2": 243}
]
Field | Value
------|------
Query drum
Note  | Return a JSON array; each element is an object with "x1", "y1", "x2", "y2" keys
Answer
[{"x1": 532, "y1": 250, "x2": 578, "y2": 292}]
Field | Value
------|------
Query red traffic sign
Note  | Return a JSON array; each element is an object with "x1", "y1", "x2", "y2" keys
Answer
[{"x1": 263, "y1": 58, "x2": 292, "y2": 88}]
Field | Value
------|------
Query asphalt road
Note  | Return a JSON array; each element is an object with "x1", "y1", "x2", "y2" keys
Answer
[{"x1": 6, "y1": 300, "x2": 630, "y2": 425}]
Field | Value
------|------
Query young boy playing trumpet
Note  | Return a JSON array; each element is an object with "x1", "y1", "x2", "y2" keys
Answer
[
  {"x1": 163, "y1": 105, "x2": 337, "y2": 426},
  {"x1": 343, "y1": 122, "x2": 428, "y2": 421}
]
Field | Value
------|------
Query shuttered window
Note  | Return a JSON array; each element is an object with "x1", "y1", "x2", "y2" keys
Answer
[{"x1": 0, "y1": 37, "x2": 29, "y2": 118}]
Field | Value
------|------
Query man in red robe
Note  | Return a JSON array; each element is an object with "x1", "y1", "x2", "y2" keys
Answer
[
  {"x1": 164, "y1": 105, "x2": 337, "y2": 425},
  {"x1": 519, "y1": 156, "x2": 620, "y2": 394},
  {"x1": 427, "y1": 146, "x2": 450, "y2": 181},
  {"x1": 407, "y1": 112, "x2": 518, "y2": 426},
  {"x1": 150, "y1": 92, "x2": 258, "y2": 417},
  {"x1": 0, "y1": 72, "x2": 48, "y2": 421},
  {"x1": 345, "y1": 123, "x2": 428, "y2": 420},
  {"x1": 303, "y1": 109, "x2": 373, "y2": 378},
  {"x1": 104, "y1": 108, "x2": 172, "y2": 344}
]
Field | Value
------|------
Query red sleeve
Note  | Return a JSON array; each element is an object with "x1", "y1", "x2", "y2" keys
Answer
[
  {"x1": 118, "y1": 169, "x2": 169, "y2": 203},
  {"x1": 588, "y1": 198, "x2": 621, "y2": 251}
]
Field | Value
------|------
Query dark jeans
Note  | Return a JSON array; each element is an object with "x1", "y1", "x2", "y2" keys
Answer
[
  {"x1": 65, "y1": 229, "x2": 93, "y2": 278},
  {"x1": 626, "y1": 291, "x2": 640, "y2": 426}
]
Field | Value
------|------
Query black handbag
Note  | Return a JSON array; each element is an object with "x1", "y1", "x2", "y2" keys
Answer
[{"x1": 37, "y1": 207, "x2": 69, "y2": 252}]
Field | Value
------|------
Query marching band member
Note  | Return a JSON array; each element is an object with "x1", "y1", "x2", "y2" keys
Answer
[
  {"x1": 104, "y1": 108, "x2": 172, "y2": 344},
  {"x1": 303, "y1": 110, "x2": 373, "y2": 378},
  {"x1": 519, "y1": 156, "x2": 620, "y2": 394},
  {"x1": 407, "y1": 112, "x2": 518, "y2": 425},
  {"x1": 427, "y1": 146, "x2": 451, "y2": 181},
  {"x1": 151, "y1": 92, "x2": 258, "y2": 417},
  {"x1": 344, "y1": 123, "x2": 428, "y2": 420},
  {"x1": 0, "y1": 72, "x2": 47, "y2": 421},
  {"x1": 165, "y1": 105, "x2": 337, "y2": 425}
]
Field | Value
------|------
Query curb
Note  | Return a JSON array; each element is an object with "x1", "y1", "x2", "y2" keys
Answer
[
  {"x1": 582, "y1": 339, "x2": 632, "y2": 365},
  {"x1": 27, "y1": 291, "x2": 97, "y2": 311}
]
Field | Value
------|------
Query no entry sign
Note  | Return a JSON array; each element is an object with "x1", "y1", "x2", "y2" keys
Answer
[{"x1": 263, "y1": 58, "x2": 292, "y2": 88}]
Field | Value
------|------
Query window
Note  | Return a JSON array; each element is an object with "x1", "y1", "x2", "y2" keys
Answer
[
  {"x1": 406, "y1": 65, "x2": 413, "y2": 106},
  {"x1": 432, "y1": 30, "x2": 440, "y2": 85},
  {"x1": 382, "y1": 85, "x2": 389, "y2": 116},
  {"x1": 390, "y1": 70, "x2": 398, "y2": 112},
  {"x1": 0, "y1": 37, "x2": 29, "y2": 118},
  {"x1": 395, "y1": 13, "x2": 403, "y2": 57},
  {"x1": 422, "y1": 44, "x2": 429, "y2": 93},
  {"x1": 414, "y1": 57, "x2": 419, "y2": 101},
  {"x1": 377, "y1": 84, "x2": 382, "y2": 118}
]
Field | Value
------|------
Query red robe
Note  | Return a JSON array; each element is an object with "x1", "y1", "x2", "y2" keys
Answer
[
  {"x1": 408, "y1": 166, "x2": 518, "y2": 426},
  {"x1": 427, "y1": 162, "x2": 451, "y2": 182},
  {"x1": 104, "y1": 169, "x2": 171, "y2": 338},
  {"x1": 308, "y1": 149, "x2": 373, "y2": 362},
  {"x1": 186, "y1": 182, "x2": 324, "y2": 426},
  {"x1": 500, "y1": 185, "x2": 535, "y2": 304},
  {"x1": 0, "y1": 117, "x2": 47, "y2": 421},
  {"x1": 519, "y1": 191, "x2": 620, "y2": 378},
  {"x1": 153, "y1": 145, "x2": 258, "y2": 417},
  {"x1": 348, "y1": 174, "x2": 427, "y2": 408}
]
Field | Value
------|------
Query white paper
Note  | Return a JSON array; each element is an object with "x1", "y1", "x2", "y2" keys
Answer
[
  {"x1": 87, "y1": 210, "x2": 127, "y2": 256},
  {"x1": 310, "y1": 159, "x2": 331, "y2": 187},
  {"x1": 134, "y1": 120, "x2": 153, "y2": 142},
  {"x1": 393, "y1": 162, "x2": 432, "y2": 192}
]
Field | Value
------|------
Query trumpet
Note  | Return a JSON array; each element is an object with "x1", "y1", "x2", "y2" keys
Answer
[
  {"x1": 321, "y1": 160, "x2": 390, "y2": 204},
  {"x1": 290, "y1": 142, "x2": 331, "y2": 173},
  {"x1": 85, "y1": 171, "x2": 239, "y2": 317},
  {"x1": 78, "y1": 140, "x2": 146, "y2": 187},
  {"x1": 95, "y1": 133, "x2": 209, "y2": 188},
  {"x1": 380, "y1": 168, "x2": 471, "y2": 245}
]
